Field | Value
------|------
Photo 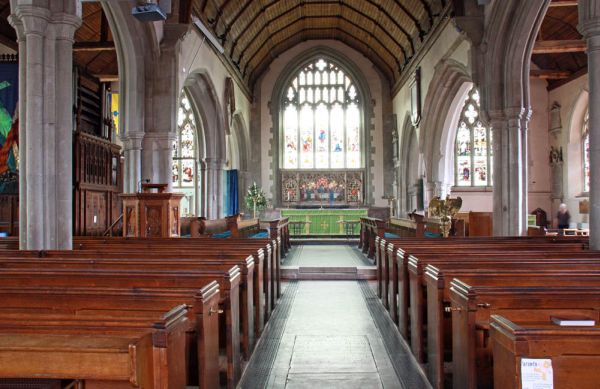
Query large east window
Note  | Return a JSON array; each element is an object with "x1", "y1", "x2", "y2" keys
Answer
[
  {"x1": 455, "y1": 88, "x2": 493, "y2": 187},
  {"x1": 172, "y1": 90, "x2": 199, "y2": 216},
  {"x1": 282, "y1": 58, "x2": 362, "y2": 170}
]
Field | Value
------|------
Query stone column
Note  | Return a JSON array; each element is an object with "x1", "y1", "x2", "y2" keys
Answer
[
  {"x1": 141, "y1": 132, "x2": 176, "y2": 189},
  {"x1": 121, "y1": 132, "x2": 144, "y2": 193},
  {"x1": 199, "y1": 159, "x2": 208, "y2": 217},
  {"x1": 203, "y1": 157, "x2": 224, "y2": 219},
  {"x1": 9, "y1": 2, "x2": 81, "y2": 250},
  {"x1": 579, "y1": 0, "x2": 600, "y2": 249},
  {"x1": 490, "y1": 108, "x2": 528, "y2": 236}
]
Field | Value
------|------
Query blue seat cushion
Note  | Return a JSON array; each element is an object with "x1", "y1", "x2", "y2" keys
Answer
[
  {"x1": 212, "y1": 231, "x2": 232, "y2": 239},
  {"x1": 250, "y1": 231, "x2": 269, "y2": 239},
  {"x1": 384, "y1": 232, "x2": 400, "y2": 239},
  {"x1": 424, "y1": 231, "x2": 442, "y2": 238}
]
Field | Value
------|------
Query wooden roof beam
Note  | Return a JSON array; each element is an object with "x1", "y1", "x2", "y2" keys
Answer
[
  {"x1": 530, "y1": 69, "x2": 572, "y2": 79},
  {"x1": 533, "y1": 39, "x2": 586, "y2": 54},
  {"x1": 73, "y1": 41, "x2": 116, "y2": 52},
  {"x1": 549, "y1": 1, "x2": 578, "y2": 7},
  {"x1": 234, "y1": 2, "x2": 411, "y2": 70},
  {"x1": 241, "y1": 16, "x2": 402, "y2": 78}
]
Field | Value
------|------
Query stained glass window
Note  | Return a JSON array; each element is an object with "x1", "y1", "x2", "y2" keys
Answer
[
  {"x1": 583, "y1": 110, "x2": 590, "y2": 193},
  {"x1": 282, "y1": 58, "x2": 362, "y2": 170},
  {"x1": 455, "y1": 88, "x2": 493, "y2": 187},
  {"x1": 173, "y1": 90, "x2": 198, "y2": 215}
]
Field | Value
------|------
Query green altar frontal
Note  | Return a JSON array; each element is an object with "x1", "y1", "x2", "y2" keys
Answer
[{"x1": 281, "y1": 208, "x2": 368, "y2": 235}]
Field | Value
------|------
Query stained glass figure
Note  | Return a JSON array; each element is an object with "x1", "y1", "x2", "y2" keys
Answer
[
  {"x1": 173, "y1": 90, "x2": 199, "y2": 215},
  {"x1": 281, "y1": 58, "x2": 362, "y2": 170},
  {"x1": 455, "y1": 88, "x2": 492, "y2": 187}
]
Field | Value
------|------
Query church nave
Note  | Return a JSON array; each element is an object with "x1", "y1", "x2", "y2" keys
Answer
[{"x1": 240, "y1": 244, "x2": 429, "y2": 389}]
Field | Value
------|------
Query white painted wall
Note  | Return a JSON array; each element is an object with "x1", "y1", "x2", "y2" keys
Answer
[
  {"x1": 179, "y1": 29, "x2": 252, "y2": 159},
  {"x1": 548, "y1": 74, "x2": 590, "y2": 227},
  {"x1": 527, "y1": 77, "x2": 552, "y2": 215}
]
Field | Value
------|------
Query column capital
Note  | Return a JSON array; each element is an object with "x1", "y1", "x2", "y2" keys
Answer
[
  {"x1": 579, "y1": 1, "x2": 600, "y2": 38},
  {"x1": 144, "y1": 131, "x2": 177, "y2": 142},
  {"x1": 203, "y1": 157, "x2": 225, "y2": 170},
  {"x1": 12, "y1": 5, "x2": 50, "y2": 37},
  {"x1": 121, "y1": 132, "x2": 145, "y2": 150},
  {"x1": 51, "y1": 12, "x2": 82, "y2": 41},
  {"x1": 504, "y1": 106, "x2": 526, "y2": 120},
  {"x1": 144, "y1": 131, "x2": 176, "y2": 151}
]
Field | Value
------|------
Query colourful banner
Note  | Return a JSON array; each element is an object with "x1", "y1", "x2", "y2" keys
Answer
[{"x1": 0, "y1": 62, "x2": 18, "y2": 194}]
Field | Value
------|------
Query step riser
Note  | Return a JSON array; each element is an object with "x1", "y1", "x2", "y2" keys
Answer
[{"x1": 281, "y1": 268, "x2": 377, "y2": 281}]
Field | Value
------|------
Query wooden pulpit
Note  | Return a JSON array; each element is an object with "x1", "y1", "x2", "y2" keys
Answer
[{"x1": 120, "y1": 183, "x2": 184, "y2": 238}]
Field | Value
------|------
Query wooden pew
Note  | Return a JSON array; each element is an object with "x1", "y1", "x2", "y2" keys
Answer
[
  {"x1": 491, "y1": 314, "x2": 600, "y2": 389},
  {"x1": 406, "y1": 251, "x2": 600, "y2": 363},
  {"x1": 376, "y1": 235, "x2": 588, "y2": 306},
  {"x1": 0, "y1": 267, "x2": 241, "y2": 389},
  {"x1": 359, "y1": 217, "x2": 386, "y2": 259},
  {"x1": 0, "y1": 304, "x2": 190, "y2": 389},
  {"x1": 425, "y1": 264, "x2": 600, "y2": 388},
  {"x1": 0, "y1": 252, "x2": 258, "y2": 362},
  {"x1": 394, "y1": 241, "x2": 587, "y2": 338},
  {"x1": 380, "y1": 237, "x2": 587, "y2": 310},
  {"x1": 68, "y1": 237, "x2": 278, "y2": 317}
]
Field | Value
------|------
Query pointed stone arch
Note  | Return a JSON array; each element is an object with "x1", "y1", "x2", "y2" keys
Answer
[
  {"x1": 399, "y1": 114, "x2": 423, "y2": 213},
  {"x1": 419, "y1": 59, "x2": 473, "y2": 198},
  {"x1": 478, "y1": 0, "x2": 550, "y2": 235},
  {"x1": 100, "y1": 1, "x2": 161, "y2": 192},
  {"x1": 183, "y1": 70, "x2": 227, "y2": 218}
]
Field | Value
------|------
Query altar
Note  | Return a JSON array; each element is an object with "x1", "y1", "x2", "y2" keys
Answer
[{"x1": 280, "y1": 208, "x2": 367, "y2": 236}]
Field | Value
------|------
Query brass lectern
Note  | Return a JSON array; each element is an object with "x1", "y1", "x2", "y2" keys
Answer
[{"x1": 120, "y1": 183, "x2": 184, "y2": 238}]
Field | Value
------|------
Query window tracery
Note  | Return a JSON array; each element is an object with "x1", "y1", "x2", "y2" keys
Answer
[
  {"x1": 455, "y1": 88, "x2": 493, "y2": 187},
  {"x1": 173, "y1": 90, "x2": 198, "y2": 215},
  {"x1": 282, "y1": 58, "x2": 362, "y2": 170}
]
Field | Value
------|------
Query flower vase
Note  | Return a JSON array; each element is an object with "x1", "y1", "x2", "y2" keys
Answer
[{"x1": 253, "y1": 199, "x2": 257, "y2": 219}]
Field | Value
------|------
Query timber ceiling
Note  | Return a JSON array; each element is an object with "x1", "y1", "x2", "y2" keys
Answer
[
  {"x1": 192, "y1": 0, "x2": 447, "y2": 88},
  {"x1": 73, "y1": 2, "x2": 118, "y2": 80},
  {"x1": 0, "y1": 1, "x2": 117, "y2": 80},
  {"x1": 532, "y1": 0, "x2": 587, "y2": 90}
]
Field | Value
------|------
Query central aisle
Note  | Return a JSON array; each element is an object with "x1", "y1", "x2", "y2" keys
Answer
[
  {"x1": 239, "y1": 244, "x2": 430, "y2": 389},
  {"x1": 266, "y1": 281, "x2": 401, "y2": 388}
]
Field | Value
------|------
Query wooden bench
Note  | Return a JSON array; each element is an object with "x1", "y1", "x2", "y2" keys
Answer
[
  {"x1": 0, "y1": 287, "x2": 209, "y2": 388},
  {"x1": 0, "y1": 304, "x2": 191, "y2": 389},
  {"x1": 0, "y1": 266, "x2": 240, "y2": 389},
  {"x1": 393, "y1": 241, "x2": 586, "y2": 337},
  {"x1": 376, "y1": 235, "x2": 588, "y2": 305},
  {"x1": 491, "y1": 314, "x2": 600, "y2": 389},
  {"x1": 425, "y1": 265, "x2": 600, "y2": 388},
  {"x1": 406, "y1": 251, "x2": 600, "y2": 363},
  {"x1": 359, "y1": 217, "x2": 386, "y2": 259},
  {"x1": 67, "y1": 237, "x2": 278, "y2": 320},
  {"x1": 0, "y1": 252, "x2": 258, "y2": 362}
]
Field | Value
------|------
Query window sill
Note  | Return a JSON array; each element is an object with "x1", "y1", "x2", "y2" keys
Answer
[
  {"x1": 576, "y1": 192, "x2": 590, "y2": 198},
  {"x1": 451, "y1": 186, "x2": 493, "y2": 193}
]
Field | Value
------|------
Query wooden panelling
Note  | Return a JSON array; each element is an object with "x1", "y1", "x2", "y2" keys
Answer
[{"x1": 74, "y1": 131, "x2": 122, "y2": 236}]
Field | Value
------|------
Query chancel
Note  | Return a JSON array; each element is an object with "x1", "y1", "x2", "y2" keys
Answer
[{"x1": 0, "y1": 1, "x2": 600, "y2": 388}]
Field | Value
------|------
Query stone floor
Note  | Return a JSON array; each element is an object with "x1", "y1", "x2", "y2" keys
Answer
[
  {"x1": 239, "y1": 244, "x2": 431, "y2": 389},
  {"x1": 266, "y1": 281, "x2": 402, "y2": 389},
  {"x1": 283, "y1": 244, "x2": 370, "y2": 267}
]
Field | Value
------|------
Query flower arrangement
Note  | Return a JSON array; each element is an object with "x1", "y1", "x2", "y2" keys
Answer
[{"x1": 244, "y1": 182, "x2": 268, "y2": 218}]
